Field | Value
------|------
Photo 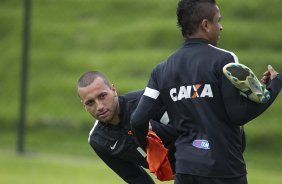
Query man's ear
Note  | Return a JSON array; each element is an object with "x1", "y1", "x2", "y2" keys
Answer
[
  {"x1": 111, "y1": 84, "x2": 118, "y2": 96},
  {"x1": 81, "y1": 100, "x2": 88, "y2": 111},
  {"x1": 201, "y1": 19, "x2": 210, "y2": 33},
  {"x1": 84, "y1": 105, "x2": 88, "y2": 112}
]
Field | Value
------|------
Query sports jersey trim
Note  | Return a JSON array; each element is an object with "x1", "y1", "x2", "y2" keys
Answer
[
  {"x1": 88, "y1": 120, "x2": 98, "y2": 143},
  {"x1": 208, "y1": 44, "x2": 239, "y2": 63},
  {"x1": 137, "y1": 147, "x2": 147, "y2": 158},
  {"x1": 144, "y1": 87, "x2": 160, "y2": 99}
]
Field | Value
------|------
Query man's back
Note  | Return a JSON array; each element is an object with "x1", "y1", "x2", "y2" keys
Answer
[
  {"x1": 132, "y1": 37, "x2": 281, "y2": 178},
  {"x1": 150, "y1": 38, "x2": 246, "y2": 177}
]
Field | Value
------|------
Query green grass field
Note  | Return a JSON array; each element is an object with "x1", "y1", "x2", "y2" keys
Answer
[
  {"x1": 1, "y1": 127, "x2": 282, "y2": 184},
  {"x1": 0, "y1": 144, "x2": 282, "y2": 184},
  {"x1": 1, "y1": 0, "x2": 282, "y2": 183}
]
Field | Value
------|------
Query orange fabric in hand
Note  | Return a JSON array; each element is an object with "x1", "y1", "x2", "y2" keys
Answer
[{"x1": 146, "y1": 130, "x2": 174, "y2": 181}]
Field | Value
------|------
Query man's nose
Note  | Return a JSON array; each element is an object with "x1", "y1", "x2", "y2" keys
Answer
[{"x1": 96, "y1": 101, "x2": 104, "y2": 111}]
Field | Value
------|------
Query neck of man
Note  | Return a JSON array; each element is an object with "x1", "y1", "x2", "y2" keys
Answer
[
  {"x1": 109, "y1": 99, "x2": 120, "y2": 126},
  {"x1": 188, "y1": 31, "x2": 209, "y2": 40}
]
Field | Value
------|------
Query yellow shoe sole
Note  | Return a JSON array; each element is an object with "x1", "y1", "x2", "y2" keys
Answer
[{"x1": 223, "y1": 63, "x2": 270, "y2": 103}]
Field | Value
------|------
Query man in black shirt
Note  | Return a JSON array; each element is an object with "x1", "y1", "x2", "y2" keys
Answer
[
  {"x1": 77, "y1": 71, "x2": 177, "y2": 183},
  {"x1": 130, "y1": 0, "x2": 282, "y2": 184}
]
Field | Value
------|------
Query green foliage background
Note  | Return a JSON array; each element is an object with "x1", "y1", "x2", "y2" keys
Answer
[{"x1": 0, "y1": 0, "x2": 281, "y2": 183}]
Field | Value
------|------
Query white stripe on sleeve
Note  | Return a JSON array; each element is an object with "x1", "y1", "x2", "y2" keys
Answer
[{"x1": 143, "y1": 87, "x2": 160, "y2": 99}]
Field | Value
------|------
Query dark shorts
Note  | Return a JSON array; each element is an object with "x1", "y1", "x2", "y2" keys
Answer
[{"x1": 174, "y1": 173, "x2": 247, "y2": 184}]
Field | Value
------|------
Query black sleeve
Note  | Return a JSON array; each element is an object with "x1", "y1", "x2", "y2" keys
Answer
[
  {"x1": 131, "y1": 67, "x2": 163, "y2": 150},
  {"x1": 150, "y1": 106, "x2": 166, "y2": 121},
  {"x1": 222, "y1": 70, "x2": 282, "y2": 125},
  {"x1": 92, "y1": 145, "x2": 155, "y2": 184},
  {"x1": 131, "y1": 95, "x2": 162, "y2": 150}
]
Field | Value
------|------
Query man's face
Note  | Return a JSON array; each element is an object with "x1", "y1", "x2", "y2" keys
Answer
[
  {"x1": 207, "y1": 5, "x2": 222, "y2": 46},
  {"x1": 78, "y1": 77, "x2": 119, "y2": 124}
]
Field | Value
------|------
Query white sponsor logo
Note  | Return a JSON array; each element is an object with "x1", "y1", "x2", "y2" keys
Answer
[{"x1": 170, "y1": 84, "x2": 213, "y2": 102}]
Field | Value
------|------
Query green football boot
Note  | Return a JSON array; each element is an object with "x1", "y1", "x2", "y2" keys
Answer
[{"x1": 223, "y1": 63, "x2": 270, "y2": 103}]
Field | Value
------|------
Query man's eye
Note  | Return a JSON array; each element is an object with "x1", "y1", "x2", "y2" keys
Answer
[
  {"x1": 100, "y1": 94, "x2": 106, "y2": 99},
  {"x1": 86, "y1": 100, "x2": 94, "y2": 106}
]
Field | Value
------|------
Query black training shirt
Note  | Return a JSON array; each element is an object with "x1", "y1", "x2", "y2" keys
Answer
[
  {"x1": 88, "y1": 90, "x2": 177, "y2": 183},
  {"x1": 131, "y1": 38, "x2": 282, "y2": 178}
]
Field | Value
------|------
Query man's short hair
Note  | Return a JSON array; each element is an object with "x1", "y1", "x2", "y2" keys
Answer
[
  {"x1": 177, "y1": 0, "x2": 217, "y2": 38},
  {"x1": 77, "y1": 71, "x2": 111, "y2": 88}
]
